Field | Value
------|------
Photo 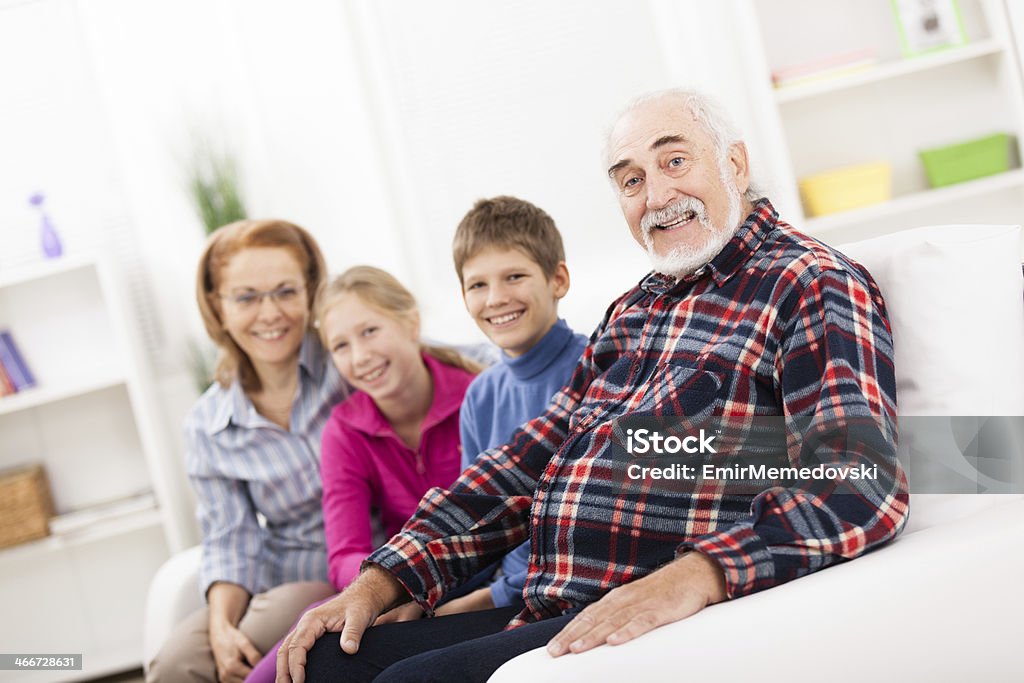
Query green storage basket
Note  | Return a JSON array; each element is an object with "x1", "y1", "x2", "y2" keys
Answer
[{"x1": 919, "y1": 133, "x2": 1013, "y2": 188}]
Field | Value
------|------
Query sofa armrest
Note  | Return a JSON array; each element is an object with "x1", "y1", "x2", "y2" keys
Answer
[
  {"x1": 489, "y1": 497, "x2": 1024, "y2": 682},
  {"x1": 142, "y1": 545, "x2": 204, "y2": 670}
]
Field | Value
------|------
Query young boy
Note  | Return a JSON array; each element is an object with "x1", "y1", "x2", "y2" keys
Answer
[{"x1": 442, "y1": 195, "x2": 588, "y2": 614}]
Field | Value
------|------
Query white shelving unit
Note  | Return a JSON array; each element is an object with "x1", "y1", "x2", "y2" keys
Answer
[
  {"x1": 740, "y1": 0, "x2": 1024, "y2": 247},
  {"x1": 0, "y1": 255, "x2": 187, "y2": 682}
]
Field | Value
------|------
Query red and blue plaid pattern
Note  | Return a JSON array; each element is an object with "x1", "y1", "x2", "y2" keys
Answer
[{"x1": 368, "y1": 199, "x2": 909, "y2": 628}]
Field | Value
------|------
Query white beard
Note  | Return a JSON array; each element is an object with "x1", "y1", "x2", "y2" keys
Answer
[{"x1": 639, "y1": 165, "x2": 743, "y2": 279}]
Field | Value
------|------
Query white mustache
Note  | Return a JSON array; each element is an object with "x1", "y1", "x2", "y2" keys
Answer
[{"x1": 640, "y1": 197, "x2": 708, "y2": 235}]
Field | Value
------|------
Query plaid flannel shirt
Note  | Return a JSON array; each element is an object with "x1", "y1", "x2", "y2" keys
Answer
[{"x1": 367, "y1": 199, "x2": 910, "y2": 628}]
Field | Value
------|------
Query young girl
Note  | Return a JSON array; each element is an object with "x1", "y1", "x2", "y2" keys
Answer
[
  {"x1": 244, "y1": 265, "x2": 480, "y2": 683},
  {"x1": 317, "y1": 265, "x2": 482, "y2": 592}
]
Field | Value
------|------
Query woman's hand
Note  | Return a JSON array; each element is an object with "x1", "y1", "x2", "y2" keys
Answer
[
  {"x1": 209, "y1": 620, "x2": 262, "y2": 683},
  {"x1": 433, "y1": 587, "x2": 495, "y2": 617},
  {"x1": 276, "y1": 565, "x2": 405, "y2": 683},
  {"x1": 206, "y1": 582, "x2": 260, "y2": 683}
]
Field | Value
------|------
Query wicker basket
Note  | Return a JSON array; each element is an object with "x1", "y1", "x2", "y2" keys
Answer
[{"x1": 0, "y1": 464, "x2": 55, "y2": 549}]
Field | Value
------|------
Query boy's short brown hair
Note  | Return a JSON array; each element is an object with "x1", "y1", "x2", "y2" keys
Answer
[{"x1": 452, "y1": 196, "x2": 565, "y2": 283}]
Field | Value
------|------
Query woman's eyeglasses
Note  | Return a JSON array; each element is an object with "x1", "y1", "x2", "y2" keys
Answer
[{"x1": 219, "y1": 284, "x2": 305, "y2": 310}]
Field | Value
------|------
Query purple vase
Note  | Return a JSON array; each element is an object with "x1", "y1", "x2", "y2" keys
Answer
[{"x1": 29, "y1": 192, "x2": 63, "y2": 259}]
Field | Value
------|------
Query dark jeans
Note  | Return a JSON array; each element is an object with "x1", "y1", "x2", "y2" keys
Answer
[{"x1": 304, "y1": 606, "x2": 573, "y2": 682}]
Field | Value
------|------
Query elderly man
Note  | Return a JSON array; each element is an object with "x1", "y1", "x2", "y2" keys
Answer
[{"x1": 276, "y1": 88, "x2": 909, "y2": 683}]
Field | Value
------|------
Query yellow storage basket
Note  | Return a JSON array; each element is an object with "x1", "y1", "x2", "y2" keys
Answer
[{"x1": 799, "y1": 162, "x2": 892, "y2": 217}]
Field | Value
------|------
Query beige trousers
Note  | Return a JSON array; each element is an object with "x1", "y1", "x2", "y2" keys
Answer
[{"x1": 146, "y1": 580, "x2": 335, "y2": 683}]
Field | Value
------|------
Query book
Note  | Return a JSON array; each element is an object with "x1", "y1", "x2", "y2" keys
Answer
[
  {"x1": 772, "y1": 49, "x2": 878, "y2": 89},
  {"x1": 0, "y1": 360, "x2": 14, "y2": 396},
  {"x1": 0, "y1": 330, "x2": 36, "y2": 391}
]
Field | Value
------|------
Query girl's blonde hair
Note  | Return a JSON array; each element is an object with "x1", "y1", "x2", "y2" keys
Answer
[
  {"x1": 314, "y1": 265, "x2": 484, "y2": 375},
  {"x1": 196, "y1": 219, "x2": 327, "y2": 393}
]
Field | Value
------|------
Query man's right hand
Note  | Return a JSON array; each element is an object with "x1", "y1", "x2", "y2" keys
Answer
[{"x1": 275, "y1": 565, "x2": 406, "y2": 683}]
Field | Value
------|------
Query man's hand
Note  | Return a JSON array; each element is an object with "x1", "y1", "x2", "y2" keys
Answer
[
  {"x1": 209, "y1": 620, "x2": 262, "y2": 683},
  {"x1": 275, "y1": 566, "x2": 405, "y2": 683},
  {"x1": 546, "y1": 551, "x2": 727, "y2": 657},
  {"x1": 434, "y1": 586, "x2": 495, "y2": 617}
]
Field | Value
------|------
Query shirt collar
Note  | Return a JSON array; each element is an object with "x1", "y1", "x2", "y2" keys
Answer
[
  {"x1": 504, "y1": 318, "x2": 575, "y2": 381},
  {"x1": 203, "y1": 379, "x2": 251, "y2": 434},
  {"x1": 640, "y1": 197, "x2": 778, "y2": 295},
  {"x1": 337, "y1": 352, "x2": 468, "y2": 437},
  {"x1": 297, "y1": 332, "x2": 326, "y2": 384},
  {"x1": 205, "y1": 332, "x2": 325, "y2": 434}
]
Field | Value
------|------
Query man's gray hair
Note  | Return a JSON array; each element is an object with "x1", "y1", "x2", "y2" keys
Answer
[{"x1": 607, "y1": 87, "x2": 764, "y2": 203}]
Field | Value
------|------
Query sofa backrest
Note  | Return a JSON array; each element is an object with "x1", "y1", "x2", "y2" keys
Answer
[{"x1": 838, "y1": 224, "x2": 1024, "y2": 416}]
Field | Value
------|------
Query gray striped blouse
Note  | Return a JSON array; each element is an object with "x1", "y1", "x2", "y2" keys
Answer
[{"x1": 183, "y1": 334, "x2": 349, "y2": 596}]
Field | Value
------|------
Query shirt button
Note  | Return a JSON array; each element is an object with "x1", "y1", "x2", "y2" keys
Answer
[{"x1": 539, "y1": 481, "x2": 549, "y2": 492}]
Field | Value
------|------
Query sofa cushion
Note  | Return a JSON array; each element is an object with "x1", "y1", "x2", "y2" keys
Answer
[{"x1": 838, "y1": 225, "x2": 1024, "y2": 416}]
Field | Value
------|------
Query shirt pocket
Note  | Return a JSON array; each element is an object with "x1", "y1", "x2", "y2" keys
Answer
[{"x1": 632, "y1": 361, "x2": 722, "y2": 419}]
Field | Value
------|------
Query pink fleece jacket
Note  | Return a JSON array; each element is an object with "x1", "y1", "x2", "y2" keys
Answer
[{"x1": 320, "y1": 353, "x2": 474, "y2": 590}]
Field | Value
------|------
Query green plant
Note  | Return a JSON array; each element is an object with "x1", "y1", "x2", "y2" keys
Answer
[{"x1": 186, "y1": 143, "x2": 248, "y2": 235}]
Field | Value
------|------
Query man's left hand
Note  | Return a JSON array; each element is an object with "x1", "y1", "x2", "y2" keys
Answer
[{"x1": 546, "y1": 551, "x2": 727, "y2": 657}]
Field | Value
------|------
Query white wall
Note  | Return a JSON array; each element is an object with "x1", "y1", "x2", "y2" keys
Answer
[{"x1": 63, "y1": 0, "x2": 761, "y2": 349}]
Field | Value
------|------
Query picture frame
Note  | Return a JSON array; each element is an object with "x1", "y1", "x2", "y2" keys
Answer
[{"x1": 891, "y1": 0, "x2": 967, "y2": 57}]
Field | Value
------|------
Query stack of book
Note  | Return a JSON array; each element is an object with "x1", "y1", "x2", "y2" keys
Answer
[
  {"x1": 771, "y1": 49, "x2": 878, "y2": 89},
  {"x1": 0, "y1": 330, "x2": 36, "y2": 397}
]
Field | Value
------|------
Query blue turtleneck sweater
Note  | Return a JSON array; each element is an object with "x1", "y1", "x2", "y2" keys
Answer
[{"x1": 458, "y1": 317, "x2": 587, "y2": 607}]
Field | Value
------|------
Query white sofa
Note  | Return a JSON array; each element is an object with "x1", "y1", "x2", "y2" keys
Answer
[
  {"x1": 143, "y1": 544, "x2": 202, "y2": 667},
  {"x1": 145, "y1": 224, "x2": 1024, "y2": 680},
  {"x1": 490, "y1": 494, "x2": 1024, "y2": 682}
]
